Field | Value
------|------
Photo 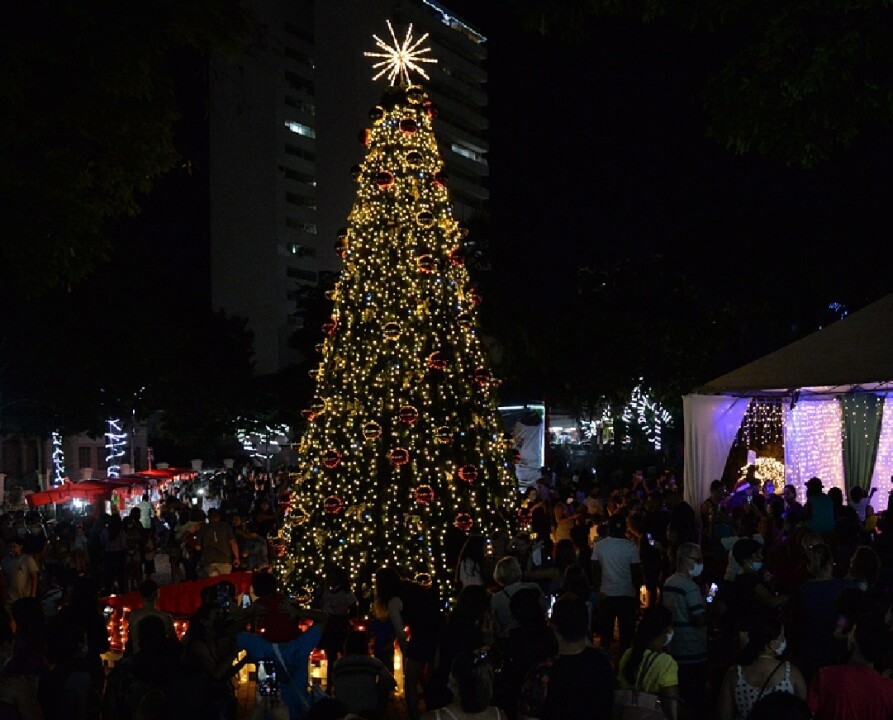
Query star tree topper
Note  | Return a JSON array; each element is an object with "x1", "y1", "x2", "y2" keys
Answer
[{"x1": 365, "y1": 20, "x2": 437, "y2": 86}]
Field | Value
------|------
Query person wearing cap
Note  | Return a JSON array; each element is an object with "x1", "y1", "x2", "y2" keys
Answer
[
  {"x1": 803, "y1": 478, "x2": 835, "y2": 535},
  {"x1": 0, "y1": 536, "x2": 39, "y2": 609}
]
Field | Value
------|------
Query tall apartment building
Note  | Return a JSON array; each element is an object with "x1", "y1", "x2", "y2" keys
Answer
[{"x1": 209, "y1": 0, "x2": 489, "y2": 375}]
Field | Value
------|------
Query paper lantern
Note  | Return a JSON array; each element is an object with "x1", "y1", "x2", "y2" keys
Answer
[
  {"x1": 400, "y1": 118, "x2": 418, "y2": 134},
  {"x1": 398, "y1": 406, "x2": 419, "y2": 424},
  {"x1": 383, "y1": 322, "x2": 402, "y2": 340},
  {"x1": 369, "y1": 105, "x2": 385, "y2": 122},
  {"x1": 405, "y1": 150, "x2": 423, "y2": 166},
  {"x1": 414, "y1": 485, "x2": 435, "y2": 505},
  {"x1": 416, "y1": 210, "x2": 435, "y2": 228},
  {"x1": 434, "y1": 426, "x2": 453, "y2": 444},
  {"x1": 427, "y1": 351, "x2": 448, "y2": 370},
  {"x1": 454, "y1": 513, "x2": 474, "y2": 532},
  {"x1": 417, "y1": 254, "x2": 437, "y2": 274},
  {"x1": 362, "y1": 421, "x2": 382, "y2": 441},
  {"x1": 389, "y1": 448, "x2": 410, "y2": 466},
  {"x1": 376, "y1": 171, "x2": 395, "y2": 189},
  {"x1": 324, "y1": 496, "x2": 344, "y2": 515},
  {"x1": 322, "y1": 450, "x2": 342, "y2": 469},
  {"x1": 458, "y1": 464, "x2": 479, "y2": 484}
]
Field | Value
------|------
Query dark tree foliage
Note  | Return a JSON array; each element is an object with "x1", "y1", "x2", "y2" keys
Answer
[
  {"x1": 510, "y1": 0, "x2": 893, "y2": 167},
  {"x1": 0, "y1": 0, "x2": 253, "y2": 297}
]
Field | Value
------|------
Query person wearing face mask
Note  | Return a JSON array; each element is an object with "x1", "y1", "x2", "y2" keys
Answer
[
  {"x1": 715, "y1": 613, "x2": 806, "y2": 720},
  {"x1": 617, "y1": 605, "x2": 679, "y2": 719},
  {"x1": 661, "y1": 542, "x2": 709, "y2": 720}
]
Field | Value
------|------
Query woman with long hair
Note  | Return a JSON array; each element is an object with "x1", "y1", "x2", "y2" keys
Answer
[
  {"x1": 421, "y1": 648, "x2": 504, "y2": 720},
  {"x1": 715, "y1": 614, "x2": 806, "y2": 720},
  {"x1": 455, "y1": 535, "x2": 487, "y2": 590},
  {"x1": 617, "y1": 604, "x2": 679, "y2": 720}
]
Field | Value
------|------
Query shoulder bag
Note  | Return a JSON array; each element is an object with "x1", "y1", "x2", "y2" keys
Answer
[{"x1": 613, "y1": 651, "x2": 666, "y2": 720}]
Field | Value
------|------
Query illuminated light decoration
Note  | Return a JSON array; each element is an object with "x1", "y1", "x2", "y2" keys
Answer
[
  {"x1": 737, "y1": 457, "x2": 785, "y2": 494},
  {"x1": 383, "y1": 321, "x2": 402, "y2": 340},
  {"x1": 416, "y1": 254, "x2": 437, "y2": 273},
  {"x1": 359, "y1": 128, "x2": 371, "y2": 146},
  {"x1": 468, "y1": 287, "x2": 483, "y2": 305},
  {"x1": 322, "y1": 450, "x2": 343, "y2": 469},
  {"x1": 389, "y1": 448, "x2": 410, "y2": 466},
  {"x1": 619, "y1": 378, "x2": 673, "y2": 451},
  {"x1": 322, "y1": 319, "x2": 338, "y2": 336},
  {"x1": 870, "y1": 396, "x2": 893, "y2": 503},
  {"x1": 458, "y1": 464, "x2": 479, "y2": 484},
  {"x1": 324, "y1": 496, "x2": 344, "y2": 515},
  {"x1": 434, "y1": 426, "x2": 453, "y2": 444},
  {"x1": 350, "y1": 164, "x2": 362, "y2": 180},
  {"x1": 364, "y1": 20, "x2": 437, "y2": 86},
  {"x1": 735, "y1": 399, "x2": 784, "y2": 448},
  {"x1": 517, "y1": 507, "x2": 532, "y2": 526},
  {"x1": 456, "y1": 224, "x2": 469, "y2": 240},
  {"x1": 510, "y1": 448, "x2": 522, "y2": 465},
  {"x1": 369, "y1": 105, "x2": 385, "y2": 122},
  {"x1": 399, "y1": 118, "x2": 419, "y2": 134},
  {"x1": 454, "y1": 513, "x2": 474, "y2": 532},
  {"x1": 449, "y1": 247, "x2": 465, "y2": 267},
  {"x1": 362, "y1": 421, "x2": 383, "y2": 441},
  {"x1": 784, "y1": 399, "x2": 845, "y2": 497},
  {"x1": 456, "y1": 313, "x2": 473, "y2": 329},
  {"x1": 473, "y1": 368, "x2": 492, "y2": 387},
  {"x1": 416, "y1": 210, "x2": 435, "y2": 228},
  {"x1": 398, "y1": 406, "x2": 419, "y2": 424},
  {"x1": 406, "y1": 87, "x2": 425, "y2": 105},
  {"x1": 270, "y1": 538, "x2": 289, "y2": 557},
  {"x1": 405, "y1": 150, "x2": 423, "y2": 166},
  {"x1": 424, "y1": 101, "x2": 438, "y2": 119},
  {"x1": 502, "y1": 433, "x2": 516, "y2": 451},
  {"x1": 300, "y1": 409, "x2": 318, "y2": 421},
  {"x1": 427, "y1": 351, "x2": 448, "y2": 370},
  {"x1": 375, "y1": 171, "x2": 395, "y2": 189},
  {"x1": 433, "y1": 170, "x2": 449, "y2": 187},
  {"x1": 105, "y1": 419, "x2": 127, "y2": 479},
  {"x1": 414, "y1": 485, "x2": 435, "y2": 505},
  {"x1": 315, "y1": 343, "x2": 324, "y2": 354},
  {"x1": 308, "y1": 366, "x2": 323, "y2": 381},
  {"x1": 310, "y1": 399, "x2": 327, "y2": 416},
  {"x1": 51, "y1": 431, "x2": 66, "y2": 486},
  {"x1": 324, "y1": 289, "x2": 337, "y2": 300},
  {"x1": 334, "y1": 237, "x2": 349, "y2": 258},
  {"x1": 236, "y1": 421, "x2": 292, "y2": 468},
  {"x1": 415, "y1": 572, "x2": 433, "y2": 586}
]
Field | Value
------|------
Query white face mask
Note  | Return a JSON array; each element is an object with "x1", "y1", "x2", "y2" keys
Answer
[
  {"x1": 690, "y1": 562, "x2": 704, "y2": 577},
  {"x1": 664, "y1": 629, "x2": 674, "y2": 646},
  {"x1": 773, "y1": 638, "x2": 787, "y2": 656},
  {"x1": 751, "y1": 561, "x2": 763, "y2": 571}
]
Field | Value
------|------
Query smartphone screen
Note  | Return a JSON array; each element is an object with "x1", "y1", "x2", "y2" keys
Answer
[
  {"x1": 646, "y1": 532, "x2": 654, "y2": 546},
  {"x1": 256, "y1": 660, "x2": 279, "y2": 696},
  {"x1": 706, "y1": 582, "x2": 718, "y2": 603}
]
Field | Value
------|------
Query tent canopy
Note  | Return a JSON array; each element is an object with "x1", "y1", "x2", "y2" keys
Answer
[{"x1": 697, "y1": 294, "x2": 893, "y2": 397}]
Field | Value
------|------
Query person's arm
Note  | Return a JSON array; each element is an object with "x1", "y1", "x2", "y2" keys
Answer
[
  {"x1": 790, "y1": 664, "x2": 808, "y2": 700},
  {"x1": 715, "y1": 667, "x2": 736, "y2": 720},
  {"x1": 659, "y1": 686, "x2": 679, "y2": 720},
  {"x1": 387, "y1": 597, "x2": 408, "y2": 655},
  {"x1": 229, "y1": 537, "x2": 240, "y2": 567}
]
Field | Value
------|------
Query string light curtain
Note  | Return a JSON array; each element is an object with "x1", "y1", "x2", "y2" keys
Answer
[
  {"x1": 784, "y1": 398, "x2": 845, "y2": 499},
  {"x1": 841, "y1": 393, "x2": 883, "y2": 498},
  {"x1": 870, "y1": 396, "x2": 893, "y2": 513}
]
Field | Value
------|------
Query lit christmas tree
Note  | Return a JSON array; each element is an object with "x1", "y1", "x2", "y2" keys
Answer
[{"x1": 274, "y1": 22, "x2": 519, "y2": 602}]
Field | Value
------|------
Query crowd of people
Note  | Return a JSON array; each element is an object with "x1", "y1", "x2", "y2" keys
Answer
[{"x1": 1, "y1": 464, "x2": 893, "y2": 720}]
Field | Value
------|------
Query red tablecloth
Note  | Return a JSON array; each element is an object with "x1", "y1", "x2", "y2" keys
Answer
[{"x1": 103, "y1": 571, "x2": 253, "y2": 618}]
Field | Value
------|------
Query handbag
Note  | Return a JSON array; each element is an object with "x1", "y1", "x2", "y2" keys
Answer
[{"x1": 613, "y1": 651, "x2": 666, "y2": 720}]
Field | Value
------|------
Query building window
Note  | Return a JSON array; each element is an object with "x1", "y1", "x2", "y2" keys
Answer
[
  {"x1": 285, "y1": 143, "x2": 315, "y2": 162},
  {"x1": 285, "y1": 46, "x2": 315, "y2": 68},
  {"x1": 287, "y1": 242, "x2": 317, "y2": 256},
  {"x1": 284, "y1": 71, "x2": 314, "y2": 95},
  {"x1": 286, "y1": 220, "x2": 318, "y2": 235},
  {"x1": 284, "y1": 22, "x2": 313, "y2": 43},
  {"x1": 285, "y1": 96, "x2": 316, "y2": 115},
  {"x1": 282, "y1": 167, "x2": 316, "y2": 185},
  {"x1": 287, "y1": 267, "x2": 317, "y2": 282},
  {"x1": 78, "y1": 447, "x2": 92, "y2": 469},
  {"x1": 286, "y1": 192, "x2": 317, "y2": 210},
  {"x1": 451, "y1": 141, "x2": 487, "y2": 164},
  {"x1": 285, "y1": 121, "x2": 315, "y2": 139}
]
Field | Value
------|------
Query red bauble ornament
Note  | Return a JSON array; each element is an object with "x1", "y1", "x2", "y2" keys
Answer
[
  {"x1": 414, "y1": 485, "x2": 435, "y2": 505},
  {"x1": 362, "y1": 421, "x2": 382, "y2": 441},
  {"x1": 405, "y1": 150, "x2": 423, "y2": 166},
  {"x1": 399, "y1": 118, "x2": 418, "y2": 134},
  {"x1": 398, "y1": 406, "x2": 419, "y2": 424},
  {"x1": 424, "y1": 101, "x2": 439, "y2": 119},
  {"x1": 322, "y1": 319, "x2": 338, "y2": 336},
  {"x1": 427, "y1": 351, "x2": 448, "y2": 370},
  {"x1": 458, "y1": 464, "x2": 479, "y2": 484},
  {"x1": 434, "y1": 426, "x2": 453, "y2": 444},
  {"x1": 433, "y1": 170, "x2": 449, "y2": 187},
  {"x1": 449, "y1": 247, "x2": 465, "y2": 267},
  {"x1": 454, "y1": 513, "x2": 474, "y2": 532},
  {"x1": 322, "y1": 450, "x2": 342, "y2": 469},
  {"x1": 300, "y1": 409, "x2": 317, "y2": 421},
  {"x1": 473, "y1": 367, "x2": 492, "y2": 387},
  {"x1": 324, "y1": 496, "x2": 344, "y2": 514},
  {"x1": 416, "y1": 254, "x2": 437, "y2": 274},
  {"x1": 375, "y1": 171, "x2": 395, "y2": 189},
  {"x1": 389, "y1": 448, "x2": 410, "y2": 466}
]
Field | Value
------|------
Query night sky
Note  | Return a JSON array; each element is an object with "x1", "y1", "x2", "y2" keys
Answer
[{"x1": 444, "y1": 4, "x2": 893, "y2": 323}]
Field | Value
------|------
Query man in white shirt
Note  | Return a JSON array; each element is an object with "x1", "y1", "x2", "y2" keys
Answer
[{"x1": 591, "y1": 512, "x2": 642, "y2": 653}]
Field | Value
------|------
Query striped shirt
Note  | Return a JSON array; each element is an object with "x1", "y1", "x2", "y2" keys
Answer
[{"x1": 662, "y1": 572, "x2": 707, "y2": 665}]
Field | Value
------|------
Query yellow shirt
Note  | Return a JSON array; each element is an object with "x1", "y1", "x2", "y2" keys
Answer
[{"x1": 618, "y1": 649, "x2": 678, "y2": 694}]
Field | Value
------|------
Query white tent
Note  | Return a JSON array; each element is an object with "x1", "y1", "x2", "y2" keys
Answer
[{"x1": 683, "y1": 293, "x2": 893, "y2": 513}]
